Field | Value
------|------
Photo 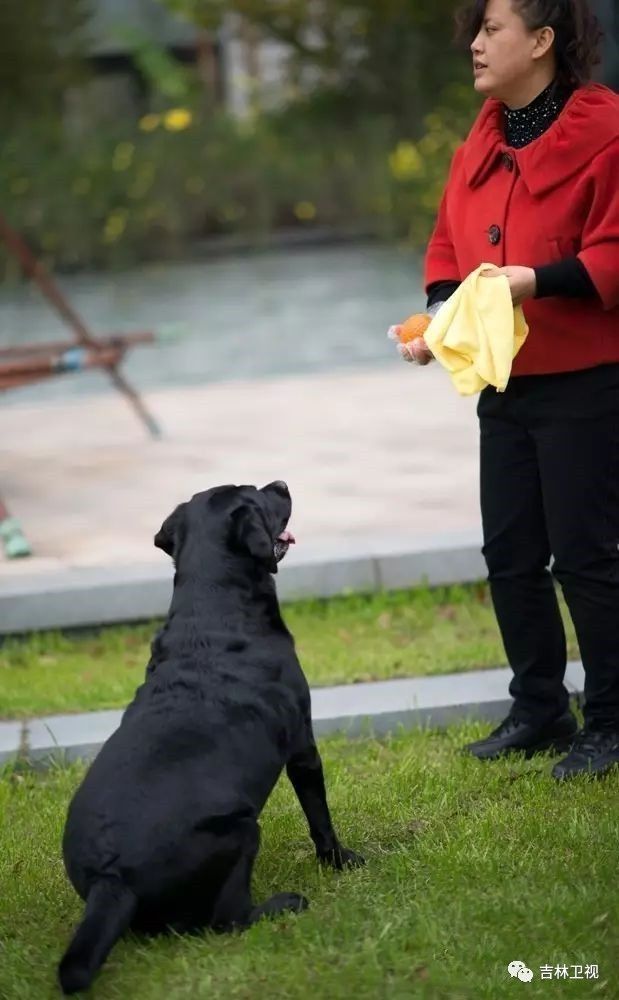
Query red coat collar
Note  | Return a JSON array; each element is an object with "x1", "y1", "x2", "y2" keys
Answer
[{"x1": 462, "y1": 83, "x2": 618, "y2": 195}]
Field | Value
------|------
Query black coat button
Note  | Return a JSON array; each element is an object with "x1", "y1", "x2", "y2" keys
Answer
[
  {"x1": 488, "y1": 224, "x2": 501, "y2": 245},
  {"x1": 502, "y1": 152, "x2": 514, "y2": 171}
]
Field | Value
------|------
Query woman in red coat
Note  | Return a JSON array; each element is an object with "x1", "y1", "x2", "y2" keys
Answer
[{"x1": 404, "y1": 0, "x2": 619, "y2": 778}]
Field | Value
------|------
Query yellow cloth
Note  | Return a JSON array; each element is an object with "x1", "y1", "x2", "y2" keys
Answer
[{"x1": 423, "y1": 263, "x2": 529, "y2": 395}]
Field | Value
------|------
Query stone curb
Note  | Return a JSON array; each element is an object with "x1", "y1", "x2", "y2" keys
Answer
[
  {"x1": 0, "y1": 661, "x2": 585, "y2": 768},
  {"x1": 0, "y1": 531, "x2": 485, "y2": 636}
]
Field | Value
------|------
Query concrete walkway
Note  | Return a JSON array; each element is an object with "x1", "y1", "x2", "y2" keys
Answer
[
  {"x1": 0, "y1": 363, "x2": 488, "y2": 632},
  {"x1": 0, "y1": 661, "x2": 586, "y2": 767},
  {"x1": 0, "y1": 364, "x2": 480, "y2": 573}
]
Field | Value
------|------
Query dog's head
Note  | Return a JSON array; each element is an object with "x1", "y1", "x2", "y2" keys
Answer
[{"x1": 154, "y1": 480, "x2": 295, "y2": 574}]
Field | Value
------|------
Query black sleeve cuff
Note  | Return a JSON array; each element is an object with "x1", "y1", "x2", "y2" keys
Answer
[
  {"x1": 426, "y1": 279, "x2": 460, "y2": 310},
  {"x1": 534, "y1": 257, "x2": 597, "y2": 300}
]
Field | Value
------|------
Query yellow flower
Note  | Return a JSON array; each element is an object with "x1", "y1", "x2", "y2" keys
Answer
[
  {"x1": 103, "y1": 211, "x2": 127, "y2": 244},
  {"x1": 163, "y1": 108, "x2": 193, "y2": 132},
  {"x1": 418, "y1": 134, "x2": 440, "y2": 156},
  {"x1": 294, "y1": 201, "x2": 317, "y2": 221},
  {"x1": 112, "y1": 142, "x2": 134, "y2": 172},
  {"x1": 139, "y1": 114, "x2": 160, "y2": 132},
  {"x1": 389, "y1": 142, "x2": 424, "y2": 181}
]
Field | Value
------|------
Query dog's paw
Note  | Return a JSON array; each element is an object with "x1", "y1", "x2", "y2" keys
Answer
[
  {"x1": 251, "y1": 892, "x2": 309, "y2": 922},
  {"x1": 319, "y1": 845, "x2": 366, "y2": 870},
  {"x1": 272, "y1": 892, "x2": 309, "y2": 914}
]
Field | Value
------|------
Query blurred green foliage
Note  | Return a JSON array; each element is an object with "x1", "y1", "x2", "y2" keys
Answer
[
  {"x1": 164, "y1": 0, "x2": 473, "y2": 133},
  {"x1": 0, "y1": 0, "x2": 480, "y2": 275},
  {"x1": 1, "y1": 96, "x2": 477, "y2": 274},
  {"x1": 0, "y1": 0, "x2": 89, "y2": 124}
]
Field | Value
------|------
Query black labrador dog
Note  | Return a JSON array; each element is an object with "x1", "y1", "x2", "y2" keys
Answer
[{"x1": 59, "y1": 481, "x2": 363, "y2": 994}]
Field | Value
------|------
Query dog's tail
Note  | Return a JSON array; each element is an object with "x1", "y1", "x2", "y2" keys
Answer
[{"x1": 58, "y1": 878, "x2": 137, "y2": 995}]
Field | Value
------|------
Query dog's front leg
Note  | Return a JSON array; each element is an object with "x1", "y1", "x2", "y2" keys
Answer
[{"x1": 286, "y1": 739, "x2": 365, "y2": 870}]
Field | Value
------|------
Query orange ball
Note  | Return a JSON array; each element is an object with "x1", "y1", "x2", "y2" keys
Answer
[{"x1": 397, "y1": 312, "x2": 432, "y2": 344}]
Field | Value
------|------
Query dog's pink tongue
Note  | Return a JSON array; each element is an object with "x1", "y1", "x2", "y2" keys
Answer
[{"x1": 278, "y1": 530, "x2": 295, "y2": 544}]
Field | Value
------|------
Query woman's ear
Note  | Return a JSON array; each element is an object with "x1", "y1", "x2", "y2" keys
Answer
[
  {"x1": 532, "y1": 24, "x2": 555, "y2": 60},
  {"x1": 154, "y1": 502, "x2": 188, "y2": 559}
]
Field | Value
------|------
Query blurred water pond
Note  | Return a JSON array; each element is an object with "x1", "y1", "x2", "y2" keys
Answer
[{"x1": 0, "y1": 242, "x2": 426, "y2": 405}]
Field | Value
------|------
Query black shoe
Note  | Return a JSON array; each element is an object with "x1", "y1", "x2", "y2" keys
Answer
[
  {"x1": 551, "y1": 728, "x2": 619, "y2": 780},
  {"x1": 463, "y1": 710, "x2": 578, "y2": 761}
]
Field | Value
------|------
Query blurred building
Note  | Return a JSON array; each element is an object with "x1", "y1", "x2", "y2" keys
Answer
[
  {"x1": 68, "y1": 0, "x2": 295, "y2": 122},
  {"x1": 70, "y1": 0, "x2": 617, "y2": 126}
]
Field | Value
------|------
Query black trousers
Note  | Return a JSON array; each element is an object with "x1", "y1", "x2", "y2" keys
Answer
[{"x1": 478, "y1": 363, "x2": 619, "y2": 731}]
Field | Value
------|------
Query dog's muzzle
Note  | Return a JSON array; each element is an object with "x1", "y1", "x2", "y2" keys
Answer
[{"x1": 273, "y1": 529, "x2": 295, "y2": 562}]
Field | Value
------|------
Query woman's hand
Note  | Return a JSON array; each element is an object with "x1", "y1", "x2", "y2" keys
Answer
[
  {"x1": 388, "y1": 324, "x2": 434, "y2": 365},
  {"x1": 402, "y1": 336, "x2": 434, "y2": 365},
  {"x1": 488, "y1": 265, "x2": 537, "y2": 305}
]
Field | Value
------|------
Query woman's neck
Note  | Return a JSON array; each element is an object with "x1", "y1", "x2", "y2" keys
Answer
[
  {"x1": 502, "y1": 78, "x2": 573, "y2": 149},
  {"x1": 502, "y1": 71, "x2": 557, "y2": 111}
]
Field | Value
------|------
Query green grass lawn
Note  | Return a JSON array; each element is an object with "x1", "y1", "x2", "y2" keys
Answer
[
  {"x1": 0, "y1": 584, "x2": 580, "y2": 721},
  {"x1": 1, "y1": 723, "x2": 617, "y2": 1000}
]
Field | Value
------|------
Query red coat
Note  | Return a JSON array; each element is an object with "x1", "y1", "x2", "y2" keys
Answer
[{"x1": 424, "y1": 84, "x2": 619, "y2": 376}]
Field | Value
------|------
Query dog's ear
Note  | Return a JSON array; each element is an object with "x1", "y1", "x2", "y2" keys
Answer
[
  {"x1": 154, "y1": 502, "x2": 187, "y2": 559},
  {"x1": 231, "y1": 503, "x2": 277, "y2": 572}
]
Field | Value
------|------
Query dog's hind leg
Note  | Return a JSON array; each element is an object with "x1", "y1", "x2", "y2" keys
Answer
[{"x1": 210, "y1": 820, "x2": 308, "y2": 931}]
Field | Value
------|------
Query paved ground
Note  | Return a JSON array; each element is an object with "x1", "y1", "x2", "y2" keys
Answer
[
  {"x1": 0, "y1": 662, "x2": 587, "y2": 765},
  {"x1": 0, "y1": 363, "x2": 481, "y2": 577}
]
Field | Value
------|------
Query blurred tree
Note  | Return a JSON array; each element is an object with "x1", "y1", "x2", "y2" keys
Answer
[
  {"x1": 158, "y1": 0, "x2": 227, "y2": 106},
  {"x1": 161, "y1": 0, "x2": 227, "y2": 32},
  {"x1": 0, "y1": 0, "x2": 90, "y2": 124},
  {"x1": 159, "y1": 0, "x2": 471, "y2": 132},
  {"x1": 112, "y1": 26, "x2": 194, "y2": 103}
]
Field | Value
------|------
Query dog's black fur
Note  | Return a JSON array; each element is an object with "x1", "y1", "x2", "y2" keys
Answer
[{"x1": 58, "y1": 482, "x2": 363, "y2": 994}]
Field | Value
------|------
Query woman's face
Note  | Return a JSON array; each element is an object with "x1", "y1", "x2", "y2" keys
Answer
[{"x1": 471, "y1": 0, "x2": 553, "y2": 104}]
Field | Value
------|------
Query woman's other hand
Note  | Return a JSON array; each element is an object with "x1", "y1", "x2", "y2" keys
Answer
[
  {"x1": 403, "y1": 336, "x2": 434, "y2": 365},
  {"x1": 487, "y1": 265, "x2": 537, "y2": 305},
  {"x1": 388, "y1": 324, "x2": 434, "y2": 365}
]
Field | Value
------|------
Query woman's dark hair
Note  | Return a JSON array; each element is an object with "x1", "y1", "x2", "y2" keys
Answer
[{"x1": 455, "y1": 0, "x2": 603, "y2": 85}]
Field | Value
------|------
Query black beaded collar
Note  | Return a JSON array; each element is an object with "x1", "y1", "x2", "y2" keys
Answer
[{"x1": 503, "y1": 80, "x2": 572, "y2": 149}]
